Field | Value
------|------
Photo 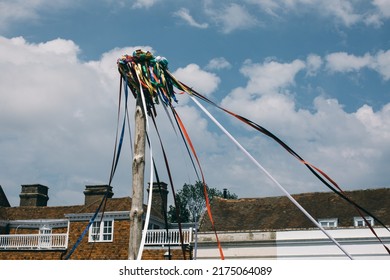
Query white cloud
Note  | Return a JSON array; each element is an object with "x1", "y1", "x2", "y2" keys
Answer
[
  {"x1": 0, "y1": 36, "x2": 222, "y2": 207},
  {"x1": 205, "y1": 3, "x2": 259, "y2": 33},
  {"x1": 321, "y1": 0, "x2": 361, "y2": 26},
  {"x1": 326, "y1": 52, "x2": 373, "y2": 73},
  {"x1": 355, "y1": 103, "x2": 390, "y2": 140},
  {"x1": 173, "y1": 64, "x2": 220, "y2": 97},
  {"x1": 246, "y1": 0, "x2": 390, "y2": 27},
  {"x1": 219, "y1": 55, "x2": 390, "y2": 197},
  {"x1": 0, "y1": 0, "x2": 40, "y2": 29},
  {"x1": 0, "y1": 36, "x2": 80, "y2": 66},
  {"x1": 0, "y1": 36, "x2": 155, "y2": 206},
  {"x1": 325, "y1": 50, "x2": 390, "y2": 80},
  {"x1": 306, "y1": 54, "x2": 323, "y2": 76},
  {"x1": 205, "y1": 57, "x2": 232, "y2": 71},
  {"x1": 373, "y1": 0, "x2": 390, "y2": 17},
  {"x1": 239, "y1": 58, "x2": 306, "y2": 95},
  {"x1": 174, "y1": 8, "x2": 209, "y2": 29},
  {"x1": 365, "y1": 0, "x2": 390, "y2": 26},
  {"x1": 372, "y1": 50, "x2": 390, "y2": 80},
  {"x1": 220, "y1": 58, "x2": 308, "y2": 139},
  {"x1": 86, "y1": 45, "x2": 154, "y2": 93},
  {"x1": 0, "y1": 0, "x2": 77, "y2": 31}
]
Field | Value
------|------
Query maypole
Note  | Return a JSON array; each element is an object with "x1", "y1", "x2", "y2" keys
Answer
[
  {"x1": 116, "y1": 48, "x2": 390, "y2": 260},
  {"x1": 118, "y1": 50, "x2": 158, "y2": 260},
  {"x1": 128, "y1": 93, "x2": 146, "y2": 260}
]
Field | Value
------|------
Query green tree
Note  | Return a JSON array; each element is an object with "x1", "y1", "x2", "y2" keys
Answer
[{"x1": 168, "y1": 181, "x2": 238, "y2": 223}]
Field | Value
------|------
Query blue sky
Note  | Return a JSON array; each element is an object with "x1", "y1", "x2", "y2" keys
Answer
[{"x1": 1, "y1": 0, "x2": 389, "y2": 206}]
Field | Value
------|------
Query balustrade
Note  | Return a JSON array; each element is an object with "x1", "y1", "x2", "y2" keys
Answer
[
  {"x1": 144, "y1": 228, "x2": 194, "y2": 245},
  {"x1": 0, "y1": 233, "x2": 68, "y2": 250},
  {"x1": 0, "y1": 228, "x2": 193, "y2": 250}
]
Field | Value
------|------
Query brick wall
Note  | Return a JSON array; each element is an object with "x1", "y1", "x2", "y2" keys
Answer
[
  {"x1": 0, "y1": 249, "x2": 192, "y2": 260},
  {"x1": 142, "y1": 249, "x2": 192, "y2": 260},
  {"x1": 0, "y1": 250, "x2": 65, "y2": 260},
  {"x1": 64, "y1": 220, "x2": 130, "y2": 260},
  {"x1": 0, "y1": 220, "x2": 130, "y2": 260},
  {"x1": 0, "y1": 219, "x2": 193, "y2": 260}
]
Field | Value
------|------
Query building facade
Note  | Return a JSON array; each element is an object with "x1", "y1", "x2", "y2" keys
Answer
[
  {"x1": 3, "y1": 183, "x2": 389, "y2": 260},
  {"x1": 0, "y1": 183, "x2": 193, "y2": 260},
  {"x1": 197, "y1": 188, "x2": 390, "y2": 260}
]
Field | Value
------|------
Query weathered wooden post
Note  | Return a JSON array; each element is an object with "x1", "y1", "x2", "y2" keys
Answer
[
  {"x1": 128, "y1": 87, "x2": 146, "y2": 260},
  {"x1": 128, "y1": 94, "x2": 146, "y2": 260}
]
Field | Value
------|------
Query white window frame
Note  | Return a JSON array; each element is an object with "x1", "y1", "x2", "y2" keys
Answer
[
  {"x1": 354, "y1": 216, "x2": 374, "y2": 227},
  {"x1": 88, "y1": 219, "x2": 114, "y2": 242},
  {"x1": 318, "y1": 218, "x2": 338, "y2": 228}
]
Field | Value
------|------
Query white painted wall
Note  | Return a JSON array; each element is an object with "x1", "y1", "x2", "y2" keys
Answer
[{"x1": 196, "y1": 228, "x2": 390, "y2": 260}]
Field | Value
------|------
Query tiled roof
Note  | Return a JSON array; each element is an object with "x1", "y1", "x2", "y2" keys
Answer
[
  {"x1": 199, "y1": 188, "x2": 390, "y2": 232},
  {"x1": 0, "y1": 207, "x2": 7, "y2": 221},
  {"x1": 1, "y1": 197, "x2": 133, "y2": 221},
  {"x1": 0, "y1": 195, "x2": 166, "y2": 222}
]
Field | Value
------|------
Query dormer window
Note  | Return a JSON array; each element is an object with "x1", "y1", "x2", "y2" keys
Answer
[
  {"x1": 39, "y1": 225, "x2": 52, "y2": 235},
  {"x1": 354, "y1": 216, "x2": 374, "y2": 227},
  {"x1": 318, "y1": 218, "x2": 338, "y2": 228},
  {"x1": 39, "y1": 225, "x2": 52, "y2": 247}
]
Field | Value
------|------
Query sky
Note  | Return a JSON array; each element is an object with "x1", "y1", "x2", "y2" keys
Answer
[{"x1": 0, "y1": 0, "x2": 389, "y2": 207}]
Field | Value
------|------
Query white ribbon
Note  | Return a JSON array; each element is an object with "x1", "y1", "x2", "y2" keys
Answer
[{"x1": 189, "y1": 95, "x2": 353, "y2": 260}]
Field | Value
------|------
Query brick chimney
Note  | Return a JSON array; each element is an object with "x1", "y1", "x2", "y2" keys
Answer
[
  {"x1": 83, "y1": 185, "x2": 114, "y2": 205},
  {"x1": 147, "y1": 182, "x2": 169, "y2": 217},
  {"x1": 19, "y1": 184, "x2": 49, "y2": 207}
]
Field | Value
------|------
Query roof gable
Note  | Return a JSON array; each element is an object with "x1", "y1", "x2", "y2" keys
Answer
[{"x1": 0, "y1": 186, "x2": 10, "y2": 207}]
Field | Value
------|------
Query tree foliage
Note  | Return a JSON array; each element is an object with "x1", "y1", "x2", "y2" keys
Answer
[{"x1": 168, "y1": 181, "x2": 238, "y2": 223}]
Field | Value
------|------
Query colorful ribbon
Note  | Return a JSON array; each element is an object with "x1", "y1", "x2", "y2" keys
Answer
[{"x1": 117, "y1": 49, "x2": 390, "y2": 258}]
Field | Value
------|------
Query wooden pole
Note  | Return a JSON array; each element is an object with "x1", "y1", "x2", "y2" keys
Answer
[{"x1": 128, "y1": 93, "x2": 146, "y2": 260}]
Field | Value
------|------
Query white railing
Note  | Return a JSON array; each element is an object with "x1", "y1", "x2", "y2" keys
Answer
[
  {"x1": 145, "y1": 228, "x2": 194, "y2": 246},
  {"x1": 0, "y1": 229, "x2": 192, "y2": 250},
  {"x1": 0, "y1": 234, "x2": 68, "y2": 250}
]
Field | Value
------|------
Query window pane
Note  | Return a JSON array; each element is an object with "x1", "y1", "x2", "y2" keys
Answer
[
  {"x1": 89, "y1": 219, "x2": 113, "y2": 242},
  {"x1": 319, "y1": 219, "x2": 337, "y2": 228},
  {"x1": 91, "y1": 221, "x2": 100, "y2": 240}
]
